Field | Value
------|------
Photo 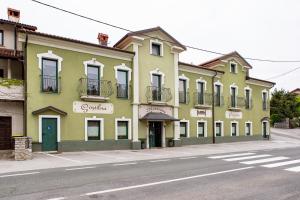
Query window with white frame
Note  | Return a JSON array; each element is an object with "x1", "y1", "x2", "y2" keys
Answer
[
  {"x1": 197, "y1": 121, "x2": 206, "y2": 137},
  {"x1": 215, "y1": 122, "x2": 223, "y2": 137},
  {"x1": 214, "y1": 81, "x2": 223, "y2": 107},
  {"x1": 180, "y1": 122, "x2": 188, "y2": 137},
  {"x1": 179, "y1": 79, "x2": 187, "y2": 103},
  {"x1": 117, "y1": 121, "x2": 129, "y2": 139},
  {"x1": 245, "y1": 122, "x2": 252, "y2": 136},
  {"x1": 230, "y1": 61, "x2": 237, "y2": 73},
  {"x1": 86, "y1": 120, "x2": 102, "y2": 140},
  {"x1": 262, "y1": 91, "x2": 268, "y2": 110},
  {"x1": 150, "y1": 40, "x2": 163, "y2": 56},
  {"x1": 245, "y1": 88, "x2": 252, "y2": 109},
  {"x1": 231, "y1": 122, "x2": 238, "y2": 136},
  {"x1": 230, "y1": 86, "x2": 238, "y2": 108},
  {"x1": 42, "y1": 58, "x2": 58, "y2": 93}
]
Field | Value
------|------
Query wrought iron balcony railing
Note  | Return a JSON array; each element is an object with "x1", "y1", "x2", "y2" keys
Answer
[
  {"x1": 79, "y1": 78, "x2": 113, "y2": 99},
  {"x1": 146, "y1": 86, "x2": 172, "y2": 103},
  {"x1": 228, "y1": 96, "x2": 245, "y2": 109},
  {"x1": 179, "y1": 91, "x2": 190, "y2": 104},
  {"x1": 214, "y1": 94, "x2": 224, "y2": 107},
  {"x1": 245, "y1": 98, "x2": 253, "y2": 109},
  {"x1": 193, "y1": 92, "x2": 213, "y2": 107},
  {"x1": 116, "y1": 83, "x2": 131, "y2": 99}
]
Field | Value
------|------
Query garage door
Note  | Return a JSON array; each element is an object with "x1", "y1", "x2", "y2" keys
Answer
[{"x1": 0, "y1": 117, "x2": 12, "y2": 150}]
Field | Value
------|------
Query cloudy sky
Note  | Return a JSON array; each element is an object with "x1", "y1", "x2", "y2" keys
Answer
[{"x1": 1, "y1": 0, "x2": 299, "y2": 91}]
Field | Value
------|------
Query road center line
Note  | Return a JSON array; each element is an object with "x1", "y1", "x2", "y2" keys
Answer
[
  {"x1": 65, "y1": 166, "x2": 96, "y2": 171},
  {"x1": 150, "y1": 159, "x2": 171, "y2": 163},
  {"x1": 0, "y1": 171, "x2": 40, "y2": 178},
  {"x1": 83, "y1": 166, "x2": 254, "y2": 196},
  {"x1": 113, "y1": 162, "x2": 137, "y2": 166}
]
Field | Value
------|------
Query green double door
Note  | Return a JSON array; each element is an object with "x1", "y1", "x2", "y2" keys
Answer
[
  {"x1": 42, "y1": 118, "x2": 58, "y2": 151},
  {"x1": 149, "y1": 122, "x2": 162, "y2": 148}
]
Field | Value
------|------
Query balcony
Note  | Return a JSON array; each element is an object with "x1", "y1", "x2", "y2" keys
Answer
[
  {"x1": 193, "y1": 92, "x2": 213, "y2": 108},
  {"x1": 0, "y1": 78, "x2": 24, "y2": 101},
  {"x1": 146, "y1": 86, "x2": 172, "y2": 104},
  {"x1": 245, "y1": 98, "x2": 253, "y2": 110},
  {"x1": 79, "y1": 78, "x2": 113, "y2": 102},
  {"x1": 228, "y1": 96, "x2": 245, "y2": 111},
  {"x1": 179, "y1": 91, "x2": 190, "y2": 104},
  {"x1": 116, "y1": 83, "x2": 131, "y2": 99}
]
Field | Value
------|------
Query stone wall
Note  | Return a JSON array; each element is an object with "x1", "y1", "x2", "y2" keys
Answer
[{"x1": 14, "y1": 137, "x2": 32, "y2": 161}]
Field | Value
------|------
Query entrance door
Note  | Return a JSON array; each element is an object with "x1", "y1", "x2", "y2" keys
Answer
[
  {"x1": 262, "y1": 121, "x2": 268, "y2": 138},
  {"x1": 42, "y1": 118, "x2": 58, "y2": 151},
  {"x1": 0, "y1": 117, "x2": 12, "y2": 150},
  {"x1": 149, "y1": 122, "x2": 162, "y2": 148}
]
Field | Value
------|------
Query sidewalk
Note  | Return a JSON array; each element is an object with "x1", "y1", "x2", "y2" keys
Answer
[{"x1": 0, "y1": 130, "x2": 300, "y2": 174}]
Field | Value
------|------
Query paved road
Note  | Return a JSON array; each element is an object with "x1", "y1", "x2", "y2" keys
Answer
[{"x1": 1, "y1": 147, "x2": 300, "y2": 200}]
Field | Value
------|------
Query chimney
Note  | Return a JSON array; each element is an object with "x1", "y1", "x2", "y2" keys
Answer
[
  {"x1": 97, "y1": 33, "x2": 108, "y2": 46},
  {"x1": 7, "y1": 8, "x2": 20, "y2": 23}
]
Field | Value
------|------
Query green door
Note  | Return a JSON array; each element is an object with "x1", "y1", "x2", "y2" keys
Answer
[{"x1": 42, "y1": 118, "x2": 57, "y2": 151}]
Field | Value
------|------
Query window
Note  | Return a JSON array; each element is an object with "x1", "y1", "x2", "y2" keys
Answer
[
  {"x1": 117, "y1": 121, "x2": 129, "y2": 139},
  {"x1": 231, "y1": 87, "x2": 237, "y2": 107},
  {"x1": 215, "y1": 122, "x2": 222, "y2": 137},
  {"x1": 87, "y1": 120, "x2": 101, "y2": 140},
  {"x1": 245, "y1": 122, "x2": 252, "y2": 136},
  {"x1": 42, "y1": 58, "x2": 58, "y2": 93},
  {"x1": 152, "y1": 74, "x2": 162, "y2": 101},
  {"x1": 117, "y1": 70, "x2": 128, "y2": 98},
  {"x1": 245, "y1": 89, "x2": 251, "y2": 109},
  {"x1": 197, "y1": 122, "x2": 205, "y2": 137},
  {"x1": 0, "y1": 30, "x2": 3, "y2": 46},
  {"x1": 230, "y1": 62, "x2": 237, "y2": 73},
  {"x1": 179, "y1": 79, "x2": 187, "y2": 103},
  {"x1": 197, "y1": 82, "x2": 205, "y2": 105},
  {"x1": 215, "y1": 84, "x2": 221, "y2": 106},
  {"x1": 262, "y1": 91, "x2": 268, "y2": 110},
  {"x1": 151, "y1": 43, "x2": 162, "y2": 56},
  {"x1": 180, "y1": 122, "x2": 187, "y2": 137},
  {"x1": 231, "y1": 122, "x2": 238, "y2": 136}
]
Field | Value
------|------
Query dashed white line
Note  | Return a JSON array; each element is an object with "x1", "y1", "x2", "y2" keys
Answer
[
  {"x1": 241, "y1": 157, "x2": 289, "y2": 165},
  {"x1": 82, "y1": 166, "x2": 254, "y2": 196},
  {"x1": 208, "y1": 152, "x2": 255, "y2": 159},
  {"x1": 65, "y1": 166, "x2": 96, "y2": 171},
  {"x1": 149, "y1": 159, "x2": 171, "y2": 163},
  {"x1": 285, "y1": 166, "x2": 300, "y2": 172},
  {"x1": 224, "y1": 154, "x2": 271, "y2": 161},
  {"x1": 0, "y1": 171, "x2": 40, "y2": 178},
  {"x1": 113, "y1": 162, "x2": 137, "y2": 166},
  {"x1": 179, "y1": 157, "x2": 197, "y2": 160}
]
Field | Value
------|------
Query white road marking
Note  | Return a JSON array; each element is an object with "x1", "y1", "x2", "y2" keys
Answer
[
  {"x1": 285, "y1": 166, "x2": 300, "y2": 172},
  {"x1": 41, "y1": 152, "x2": 82, "y2": 163},
  {"x1": 240, "y1": 157, "x2": 289, "y2": 165},
  {"x1": 83, "y1": 151, "x2": 126, "y2": 160},
  {"x1": 65, "y1": 166, "x2": 96, "y2": 171},
  {"x1": 262, "y1": 159, "x2": 300, "y2": 168},
  {"x1": 113, "y1": 162, "x2": 137, "y2": 166},
  {"x1": 208, "y1": 152, "x2": 255, "y2": 159},
  {"x1": 179, "y1": 157, "x2": 197, "y2": 160},
  {"x1": 0, "y1": 171, "x2": 40, "y2": 178},
  {"x1": 82, "y1": 166, "x2": 254, "y2": 196},
  {"x1": 47, "y1": 197, "x2": 65, "y2": 200},
  {"x1": 224, "y1": 154, "x2": 271, "y2": 161},
  {"x1": 150, "y1": 159, "x2": 171, "y2": 163}
]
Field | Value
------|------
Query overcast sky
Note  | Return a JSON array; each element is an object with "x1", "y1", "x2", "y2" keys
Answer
[{"x1": 1, "y1": 0, "x2": 299, "y2": 91}]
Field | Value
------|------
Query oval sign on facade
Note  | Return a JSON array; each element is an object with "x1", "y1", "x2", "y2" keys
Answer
[{"x1": 73, "y1": 101, "x2": 113, "y2": 114}]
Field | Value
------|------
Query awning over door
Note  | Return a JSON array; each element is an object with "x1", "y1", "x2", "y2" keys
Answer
[{"x1": 140, "y1": 112, "x2": 179, "y2": 121}]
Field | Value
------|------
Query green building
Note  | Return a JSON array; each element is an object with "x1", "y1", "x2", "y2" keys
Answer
[{"x1": 0, "y1": 10, "x2": 275, "y2": 152}]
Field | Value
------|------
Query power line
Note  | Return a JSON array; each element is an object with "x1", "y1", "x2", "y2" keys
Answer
[
  {"x1": 266, "y1": 66, "x2": 300, "y2": 80},
  {"x1": 31, "y1": 0, "x2": 300, "y2": 64}
]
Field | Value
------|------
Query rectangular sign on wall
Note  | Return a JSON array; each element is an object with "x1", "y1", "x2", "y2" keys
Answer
[
  {"x1": 139, "y1": 105, "x2": 173, "y2": 118},
  {"x1": 225, "y1": 111, "x2": 242, "y2": 119},
  {"x1": 190, "y1": 109, "x2": 212, "y2": 118},
  {"x1": 73, "y1": 101, "x2": 113, "y2": 114}
]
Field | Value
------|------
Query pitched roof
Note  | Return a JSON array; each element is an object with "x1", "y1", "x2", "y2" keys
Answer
[
  {"x1": 178, "y1": 61, "x2": 225, "y2": 74},
  {"x1": 199, "y1": 51, "x2": 253, "y2": 69},
  {"x1": 246, "y1": 76, "x2": 276, "y2": 86},
  {"x1": 114, "y1": 26, "x2": 186, "y2": 50},
  {"x1": 0, "y1": 18, "x2": 37, "y2": 31},
  {"x1": 19, "y1": 30, "x2": 135, "y2": 55},
  {"x1": 291, "y1": 88, "x2": 300, "y2": 93}
]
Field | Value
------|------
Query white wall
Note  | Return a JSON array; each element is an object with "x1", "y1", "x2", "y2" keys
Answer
[
  {"x1": 0, "y1": 102, "x2": 23, "y2": 136},
  {"x1": 0, "y1": 24, "x2": 15, "y2": 50}
]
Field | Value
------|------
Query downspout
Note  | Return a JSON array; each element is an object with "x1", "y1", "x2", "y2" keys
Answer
[
  {"x1": 212, "y1": 71, "x2": 218, "y2": 144},
  {"x1": 23, "y1": 32, "x2": 28, "y2": 137}
]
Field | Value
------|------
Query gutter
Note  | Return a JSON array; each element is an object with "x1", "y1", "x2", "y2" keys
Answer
[{"x1": 212, "y1": 71, "x2": 218, "y2": 144}]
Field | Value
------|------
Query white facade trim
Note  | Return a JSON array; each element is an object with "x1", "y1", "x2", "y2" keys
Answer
[
  {"x1": 197, "y1": 119, "x2": 207, "y2": 138},
  {"x1": 38, "y1": 115, "x2": 61, "y2": 143},
  {"x1": 83, "y1": 58, "x2": 104, "y2": 77},
  {"x1": 114, "y1": 63, "x2": 132, "y2": 81},
  {"x1": 196, "y1": 77, "x2": 207, "y2": 91},
  {"x1": 214, "y1": 120, "x2": 224, "y2": 137},
  {"x1": 245, "y1": 121, "x2": 253, "y2": 136},
  {"x1": 37, "y1": 50, "x2": 63, "y2": 72},
  {"x1": 214, "y1": 80, "x2": 224, "y2": 93},
  {"x1": 150, "y1": 39, "x2": 164, "y2": 56},
  {"x1": 180, "y1": 119, "x2": 190, "y2": 138},
  {"x1": 84, "y1": 117, "x2": 104, "y2": 141},
  {"x1": 230, "y1": 83, "x2": 239, "y2": 95},
  {"x1": 179, "y1": 74, "x2": 190, "y2": 89},
  {"x1": 150, "y1": 68, "x2": 165, "y2": 85},
  {"x1": 230, "y1": 120, "x2": 239, "y2": 136},
  {"x1": 115, "y1": 117, "x2": 132, "y2": 140}
]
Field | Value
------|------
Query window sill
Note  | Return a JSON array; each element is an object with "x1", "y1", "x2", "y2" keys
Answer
[
  {"x1": 150, "y1": 53, "x2": 163, "y2": 57},
  {"x1": 228, "y1": 107, "x2": 242, "y2": 112},
  {"x1": 81, "y1": 95, "x2": 109, "y2": 102}
]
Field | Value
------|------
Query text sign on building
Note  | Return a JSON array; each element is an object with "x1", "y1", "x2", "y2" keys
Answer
[
  {"x1": 73, "y1": 101, "x2": 113, "y2": 114},
  {"x1": 190, "y1": 109, "x2": 212, "y2": 118},
  {"x1": 139, "y1": 105, "x2": 173, "y2": 118},
  {"x1": 225, "y1": 111, "x2": 242, "y2": 119}
]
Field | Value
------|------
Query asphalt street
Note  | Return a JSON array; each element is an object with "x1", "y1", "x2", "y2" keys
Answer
[{"x1": 1, "y1": 147, "x2": 300, "y2": 200}]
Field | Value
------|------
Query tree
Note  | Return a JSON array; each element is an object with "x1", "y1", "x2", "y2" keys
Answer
[{"x1": 270, "y1": 89, "x2": 300, "y2": 125}]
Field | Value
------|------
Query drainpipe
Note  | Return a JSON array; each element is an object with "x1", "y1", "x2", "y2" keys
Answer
[
  {"x1": 212, "y1": 71, "x2": 218, "y2": 144},
  {"x1": 23, "y1": 32, "x2": 28, "y2": 137}
]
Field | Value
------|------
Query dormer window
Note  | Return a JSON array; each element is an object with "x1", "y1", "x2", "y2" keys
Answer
[
  {"x1": 230, "y1": 62, "x2": 237, "y2": 73},
  {"x1": 0, "y1": 30, "x2": 3, "y2": 46},
  {"x1": 150, "y1": 40, "x2": 163, "y2": 56}
]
